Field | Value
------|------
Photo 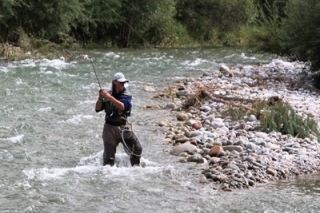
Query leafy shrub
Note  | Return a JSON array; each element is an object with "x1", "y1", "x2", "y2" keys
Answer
[
  {"x1": 221, "y1": 96, "x2": 320, "y2": 140},
  {"x1": 254, "y1": 98, "x2": 319, "y2": 139}
]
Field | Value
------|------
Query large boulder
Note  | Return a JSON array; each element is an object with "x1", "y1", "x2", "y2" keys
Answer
[{"x1": 170, "y1": 142, "x2": 198, "y2": 156}]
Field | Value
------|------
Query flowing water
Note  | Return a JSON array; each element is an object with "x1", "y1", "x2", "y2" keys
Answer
[{"x1": 1, "y1": 48, "x2": 320, "y2": 213}]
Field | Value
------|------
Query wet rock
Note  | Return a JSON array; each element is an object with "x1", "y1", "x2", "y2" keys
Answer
[
  {"x1": 247, "y1": 114, "x2": 257, "y2": 122},
  {"x1": 143, "y1": 85, "x2": 156, "y2": 92},
  {"x1": 164, "y1": 103, "x2": 176, "y2": 109},
  {"x1": 176, "y1": 90, "x2": 188, "y2": 98},
  {"x1": 208, "y1": 145, "x2": 224, "y2": 157},
  {"x1": 192, "y1": 122, "x2": 202, "y2": 130},
  {"x1": 209, "y1": 157, "x2": 221, "y2": 164},
  {"x1": 159, "y1": 120, "x2": 171, "y2": 127},
  {"x1": 222, "y1": 145, "x2": 243, "y2": 153},
  {"x1": 266, "y1": 167, "x2": 277, "y2": 176},
  {"x1": 187, "y1": 153, "x2": 205, "y2": 163},
  {"x1": 190, "y1": 130, "x2": 202, "y2": 137},
  {"x1": 175, "y1": 136, "x2": 190, "y2": 143},
  {"x1": 170, "y1": 142, "x2": 198, "y2": 156},
  {"x1": 158, "y1": 60, "x2": 320, "y2": 191},
  {"x1": 177, "y1": 113, "x2": 189, "y2": 121},
  {"x1": 185, "y1": 119, "x2": 197, "y2": 126},
  {"x1": 219, "y1": 64, "x2": 232, "y2": 76},
  {"x1": 245, "y1": 156, "x2": 256, "y2": 162}
]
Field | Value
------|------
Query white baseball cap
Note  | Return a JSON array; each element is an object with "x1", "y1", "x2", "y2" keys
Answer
[{"x1": 113, "y1": 72, "x2": 129, "y2": 83}]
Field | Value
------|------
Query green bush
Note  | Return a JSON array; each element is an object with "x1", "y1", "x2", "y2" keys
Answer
[
  {"x1": 175, "y1": 0, "x2": 257, "y2": 43},
  {"x1": 255, "y1": 99, "x2": 320, "y2": 139},
  {"x1": 280, "y1": 0, "x2": 320, "y2": 70},
  {"x1": 250, "y1": 0, "x2": 320, "y2": 70}
]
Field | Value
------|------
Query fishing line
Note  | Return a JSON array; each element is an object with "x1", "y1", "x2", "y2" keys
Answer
[{"x1": 121, "y1": 127, "x2": 142, "y2": 157}]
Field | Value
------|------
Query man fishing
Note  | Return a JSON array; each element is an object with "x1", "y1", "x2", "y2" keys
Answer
[{"x1": 95, "y1": 72, "x2": 142, "y2": 166}]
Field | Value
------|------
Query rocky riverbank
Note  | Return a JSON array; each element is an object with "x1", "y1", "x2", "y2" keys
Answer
[{"x1": 153, "y1": 59, "x2": 320, "y2": 191}]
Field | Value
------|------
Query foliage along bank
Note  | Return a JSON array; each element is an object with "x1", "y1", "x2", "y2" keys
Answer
[{"x1": 0, "y1": 0, "x2": 319, "y2": 72}]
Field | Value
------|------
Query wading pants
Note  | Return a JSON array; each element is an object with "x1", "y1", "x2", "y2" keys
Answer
[{"x1": 102, "y1": 122, "x2": 142, "y2": 166}]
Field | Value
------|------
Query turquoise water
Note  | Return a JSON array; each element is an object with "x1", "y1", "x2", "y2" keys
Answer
[{"x1": 1, "y1": 48, "x2": 320, "y2": 213}]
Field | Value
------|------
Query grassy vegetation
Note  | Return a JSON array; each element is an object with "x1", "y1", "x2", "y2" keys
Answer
[{"x1": 222, "y1": 97, "x2": 320, "y2": 140}]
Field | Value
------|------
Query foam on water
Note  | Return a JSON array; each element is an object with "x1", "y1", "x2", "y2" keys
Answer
[
  {"x1": 23, "y1": 166, "x2": 85, "y2": 181},
  {"x1": 82, "y1": 82, "x2": 99, "y2": 90},
  {"x1": 0, "y1": 134, "x2": 24, "y2": 143},
  {"x1": 12, "y1": 59, "x2": 37, "y2": 67},
  {"x1": 22, "y1": 150, "x2": 169, "y2": 183},
  {"x1": 181, "y1": 58, "x2": 208, "y2": 66},
  {"x1": 0, "y1": 66, "x2": 9, "y2": 73},
  {"x1": 40, "y1": 70, "x2": 54, "y2": 75},
  {"x1": 78, "y1": 151, "x2": 160, "y2": 168},
  {"x1": 104, "y1": 52, "x2": 120, "y2": 59},
  {"x1": 241, "y1": 52, "x2": 256, "y2": 60},
  {"x1": 79, "y1": 100, "x2": 96, "y2": 105},
  {"x1": 38, "y1": 58, "x2": 69, "y2": 69},
  {"x1": 37, "y1": 107, "x2": 52, "y2": 112},
  {"x1": 58, "y1": 114, "x2": 94, "y2": 125}
]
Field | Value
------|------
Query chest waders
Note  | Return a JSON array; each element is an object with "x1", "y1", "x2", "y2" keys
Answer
[
  {"x1": 103, "y1": 125, "x2": 142, "y2": 167},
  {"x1": 102, "y1": 92, "x2": 142, "y2": 166}
]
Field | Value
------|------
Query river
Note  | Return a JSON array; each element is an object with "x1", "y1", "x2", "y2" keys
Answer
[{"x1": 1, "y1": 48, "x2": 320, "y2": 213}]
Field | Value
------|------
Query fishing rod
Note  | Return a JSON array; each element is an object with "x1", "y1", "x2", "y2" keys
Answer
[
  {"x1": 85, "y1": 55, "x2": 102, "y2": 89},
  {"x1": 85, "y1": 55, "x2": 109, "y2": 104}
]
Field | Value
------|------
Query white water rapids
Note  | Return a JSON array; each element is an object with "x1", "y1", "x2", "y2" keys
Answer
[{"x1": 1, "y1": 48, "x2": 320, "y2": 213}]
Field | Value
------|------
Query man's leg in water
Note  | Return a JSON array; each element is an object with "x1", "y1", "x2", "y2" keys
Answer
[
  {"x1": 130, "y1": 145, "x2": 142, "y2": 166},
  {"x1": 102, "y1": 123, "x2": 120, "y2": 166},
  {"x1": 102, "y1": 142, "x2": 116, "y2": 166},
  {"x1": 122, "y1": 129, "x2": 143, "y2": 166}
]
